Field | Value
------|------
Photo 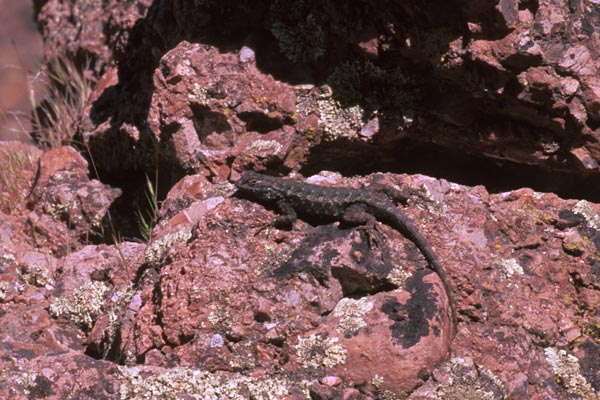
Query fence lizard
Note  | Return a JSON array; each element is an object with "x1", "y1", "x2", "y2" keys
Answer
[{"x1": 235, "y1": 170, "x2": 456, "y2": 333}]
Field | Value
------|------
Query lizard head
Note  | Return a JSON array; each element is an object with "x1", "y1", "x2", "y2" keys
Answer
[{"x1": 235, "y1": 171, "x2": 283, "y2": 202}]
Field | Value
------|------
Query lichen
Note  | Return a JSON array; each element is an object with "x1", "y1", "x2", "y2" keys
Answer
[
  {"x1": 371, "y1": 375, "x2": 401, "y2": 400},
  {"x1": 118, "y1": 366, "x2": 290, "y2": 400},
  {"x1": 247, "y1": 140, "x2": 284, "y2": 157},
  {"x1": 144, "y1": 229, "x2": 192, "y2": 266},
  {"x1": 49, "y1": 281, "x2": 110, "y2": 330},
  {"x1": 573, "y1": 200, "x2": 600, "y2": 230},
  {"x1": 269, "y1": 0, "x2": 325, "y2": 63},
  {"x1": 544, "y1": 347, "x2": 598, "y2": 398},
  {"x1": 326, "y1": 60, "x2": 416, "y2": 120},
  {"x1": 496, "y1": 258, "x2": 524, "y2": 280},
  {"x1": 188, "y1": 82, "x2": 210, "y2": 104},
  {"x1": 295, "y1": 334, "x2": 347, "y2": 369},
  {"x1": 332, "y1": 297, "x2": 373, "y2": 336},
  {"x1": 103, "y1": 285, "x2": 136, "y2": 356},
  {"x1": 435, "y1": 357, "x2": 506, "y2": 400},
  {"x1": 0, "y1": 252, "x2": 17, "y2": 267},
  {"x1": 387, "y1": 266, "x2": 411, "y2": 289},
  {"x1": 0, "y1": 281, "x2": 10, "y2": 302},
  {"x1": 19, "y1": 264, "x2": 55, "y2": 287},
  {"x1": 258, "y1": 243, "x2": 294, "y2": 275},
  {"x1": 15, "y1": 370, "x2": 38, "y2": 396},
  {"x1": 207, "y1": 302, "x2": 231, "y2": 328},
  {"x1": 316, "y1": 87, "x2": 364, "y2": 141}
]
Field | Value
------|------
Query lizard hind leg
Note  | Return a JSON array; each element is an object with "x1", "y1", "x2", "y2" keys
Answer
[
  {"x1": 367, "y1": 175, "x2": 415, "y2": 205},
  {"x1": 342, "y1": 203, "x2": 384, "y2": 248}
]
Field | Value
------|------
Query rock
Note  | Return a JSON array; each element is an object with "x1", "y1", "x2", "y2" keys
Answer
[
  {"x1": 27, "y1": 146, "x2": 122, "y2": 255},
  {"x1": 4, "y1": 0, "x2": 600, "y2": 398}
]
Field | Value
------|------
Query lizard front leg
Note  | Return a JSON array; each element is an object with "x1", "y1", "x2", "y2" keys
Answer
[{"x1": 273, "y1": 199, "x2": 297, "y2": 229}]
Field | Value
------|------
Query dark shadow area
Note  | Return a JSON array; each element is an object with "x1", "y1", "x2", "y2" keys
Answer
[
  {"x1": 301, "y1": 138, "x2": 600, "y2": 202},
  {"x1": 78, "y1": 0, "x2": 581, "y2": 242}
]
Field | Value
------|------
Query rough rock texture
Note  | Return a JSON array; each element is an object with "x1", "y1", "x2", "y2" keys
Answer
[
  {"x1": 27, "y1": 146, "x2": 122, "y2": 256},
  {"x1": 1, "y1": 0, "x2": 599, "y2": 398}
]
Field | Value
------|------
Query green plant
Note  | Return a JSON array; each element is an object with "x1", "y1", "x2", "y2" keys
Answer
[{"x1": 136, "y1": 174, "x2": 159, "y2": 242}]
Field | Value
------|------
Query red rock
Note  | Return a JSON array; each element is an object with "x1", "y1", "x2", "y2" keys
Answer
[{"x1": 4, "y1": 1, "x2": 599, "y2": 398}]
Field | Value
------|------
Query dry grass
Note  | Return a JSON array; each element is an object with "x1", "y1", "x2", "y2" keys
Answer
[
  {"x1": 0, "y1": 143, "x2": 39, "y2": 214},
  {"x1": 28, "y1": 56, "x2": 94, "y2": 148}
]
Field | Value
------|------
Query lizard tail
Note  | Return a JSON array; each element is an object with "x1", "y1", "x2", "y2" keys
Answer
[{"x1": 377, "y1": 205, "x2": 458, "y2": 334}]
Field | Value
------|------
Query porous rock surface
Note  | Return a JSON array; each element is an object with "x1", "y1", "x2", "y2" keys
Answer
[{"x1": 0, "y1": 0, "x2": 599, "y2": 399}]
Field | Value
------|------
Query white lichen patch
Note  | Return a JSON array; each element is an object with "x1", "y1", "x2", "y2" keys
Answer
[
  {"x1": 0, "y1": 281, "x2": 10, "y2": 301},
  {"x1": 104, "y1": 285, "x2": 136, "y2": 350},
  {"x1": 19, "y1": 264, "x2": 55, "y2": 287},
  {"x1": 332, "y1": 297, "x2": 373, "y2": 336},
  {"x1": 573, "y1": 200, "x2": 600, "y2": 230},
  {"x1": 296, "y1": 334, "x2": 347, "y2": 369},
  {"x1": 247, "y1": 140, "x2": 283, "y2": 157},
  {"x1": 257, "y1": 243, "x2": 293, "y2": 276},
  {"x1": 371, "y1": 375, "x2": 401, "y2": 400},
  {"x1": 188, "y1": 82, "x2": 209, "y2": 104},
  {"x1": 144, "y1": 229, "x2": 192, "y2": 266},
  {"x1": 544, "y1": 347, "x2": 597, "y2": 398},
  {"x1": 387, "y1": 266, "x2": 411, "y2": 289},
  {"x1": 496, "y1": 258, "x2": 524, "y2": 280},
  {"x1": 207, "y1": 303, "x2": 231, "y2": 328},
  {"x1": 15, "y1": 370, "x2": 38, "y2": 396},
  {"x1": 118, "y1": 366, "x2": 290, "y2": 400},
  {"x1": 49, "y1": 281, "x2": 110, "y2": 330},
  {"x1": 0, "y1": 252, "x2": 16, "y2": 267},
  {"x1": 435, "y1": 357, "x2": 506, "y2": 400},
  {"x1": 316, "y1": 86, "x2": 364, "y2": 141}
]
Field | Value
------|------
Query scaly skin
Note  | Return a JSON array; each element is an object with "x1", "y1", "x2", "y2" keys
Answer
[{"x1": 235, "y1": 170, "x2": 456, "y2": 333}]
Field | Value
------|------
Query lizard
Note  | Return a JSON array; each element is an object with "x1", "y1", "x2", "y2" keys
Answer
[{"x1": 234, "y1": 170, "x2": 457, "y2": 334}]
